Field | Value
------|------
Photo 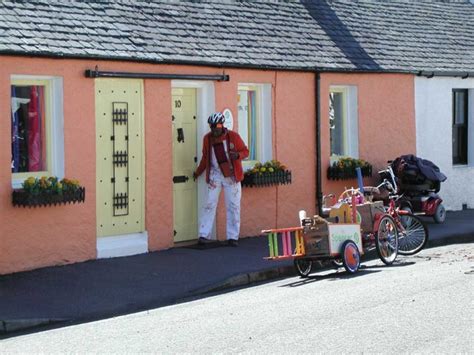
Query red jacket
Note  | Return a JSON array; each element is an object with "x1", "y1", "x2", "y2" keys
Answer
[{"x1": 195, "y1": 130, "x2": 249, "y2": 183}]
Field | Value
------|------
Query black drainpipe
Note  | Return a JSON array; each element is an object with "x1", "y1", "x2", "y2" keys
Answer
[{"x1": 315, "y1": 72, "x2": 323, "y2": 216}]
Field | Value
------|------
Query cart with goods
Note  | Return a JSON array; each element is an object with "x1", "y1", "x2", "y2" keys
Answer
[{"x1": 262, "y1": 190, "x2": 399, "y2": 277}]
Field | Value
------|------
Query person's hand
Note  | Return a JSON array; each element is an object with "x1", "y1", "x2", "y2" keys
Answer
[{"x1": 229, "y1": 151, "x2": 239, "y2": 161}]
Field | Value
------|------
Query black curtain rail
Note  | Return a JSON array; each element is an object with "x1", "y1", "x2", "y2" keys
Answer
[{"x1": 85, "y1": 69, "x2": 229, "y2": 81}]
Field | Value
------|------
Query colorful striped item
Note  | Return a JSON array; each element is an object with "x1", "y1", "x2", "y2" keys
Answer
[{"x1": 262, "y1": 227, "x2": 305, "y2": 260}]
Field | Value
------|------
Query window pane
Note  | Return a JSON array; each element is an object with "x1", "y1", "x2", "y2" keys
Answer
[
  {"x1": 238, "y1": 89, "x2": 257, "y2": 160},
  {"x1": 11, "y1": 85, "x2": 47, "y2": 173},
  {"x1": 330, "y1": 92, "x2": 344, "y2": 156},
  {"x1": 453, "y1": 90, "x2": 467, "y2": 125},
  {"x1": 452, "y1": 89, "x2": 468, "y2": 165}
]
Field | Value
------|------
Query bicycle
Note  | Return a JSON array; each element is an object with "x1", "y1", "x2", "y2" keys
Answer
[{"x1": 338, "y1": 175, "x2": 429, "y2": 256}]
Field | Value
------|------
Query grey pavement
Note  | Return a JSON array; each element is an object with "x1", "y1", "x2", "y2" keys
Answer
[{"x1": 1, "y1": 209, "x2": 473, "y2": 336}]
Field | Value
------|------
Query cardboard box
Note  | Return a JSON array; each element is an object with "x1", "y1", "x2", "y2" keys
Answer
[
  {"x1": 356, "y1": 201, "x2": 385, "y2": 233},
  {"x1": 303, "y1": 223, "x2": 330, "y2": 256}
]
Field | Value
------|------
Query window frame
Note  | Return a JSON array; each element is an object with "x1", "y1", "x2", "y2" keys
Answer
[
  {"x1": 329, "y1": 85, "x2": 359, "y2": 162},
  {"x1": 10, "y1": 75, "x2": 64, "y2": 188},
  {"x1": 452, "y1": 89, "x2": 469, "y2": 166},
  {"x1": 237, "y1": 83, "x2": 272, "y2": 170}
]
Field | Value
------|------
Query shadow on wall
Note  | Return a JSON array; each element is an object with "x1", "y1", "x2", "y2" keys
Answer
[{"x1": 302, "y1": 0, "x2": 381, "y2": 71}]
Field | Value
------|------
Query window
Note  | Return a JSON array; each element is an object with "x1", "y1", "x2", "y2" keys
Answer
[
  {"x1": 329, "y1": 86, "x2": 358, "y2": 159},
  {"x1": 10, "y1": 76, "x2": 64, "y2": 187},
  {"x1": 453, "y1": 89, "x2": 468, "y2": 165},
  {"x1": 237, "y1": 84, "x2": 272, "y2": 167}
]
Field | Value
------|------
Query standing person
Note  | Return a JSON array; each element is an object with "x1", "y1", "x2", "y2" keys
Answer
[{"x1": 193, "y1": 112, "x2": 249, "y2": 246}]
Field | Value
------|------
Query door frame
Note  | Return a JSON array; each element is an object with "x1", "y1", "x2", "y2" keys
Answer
[{"x1": 171, "y1": 80, "x2": 215, "y2": 240}]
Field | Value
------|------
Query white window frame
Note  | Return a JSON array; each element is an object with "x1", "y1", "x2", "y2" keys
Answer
[
  {"x1": 10, "y1": 75, "x2": 64, "y2": 188},
  {"x1": 237, "y1": 83, "x2": 272, "y2": 170},
  {"x1": 329, "y1": 85, "x2": 358, "y2": 162}
]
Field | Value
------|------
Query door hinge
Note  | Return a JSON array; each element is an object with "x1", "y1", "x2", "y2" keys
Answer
[
  {"x1": 174, "y1": 230, "x2": 177, "y2": 237},
  {"x1": 194, "y1": 156, "x2": 197, "y2": 163}
]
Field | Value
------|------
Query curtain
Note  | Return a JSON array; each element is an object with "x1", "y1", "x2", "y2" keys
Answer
[
  {"x1": 27, "y1": 86, "x2": 42, "y2": 171},
  {"x1": 248, "y1": 90, "x2": 257, "y2": 160},
  {"x1": 11, "y1": 85, "x2": 44, "y2": 173},
  {"x1": 11, "y1": 86, "x2": 20, "y2": 172}
]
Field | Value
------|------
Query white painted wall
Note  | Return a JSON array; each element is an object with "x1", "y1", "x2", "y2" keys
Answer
[{"x1": 415, "y1": 77, "x2": 474, "y2": 210}]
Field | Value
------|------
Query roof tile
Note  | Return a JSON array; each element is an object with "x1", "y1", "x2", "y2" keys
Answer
[{"x1": 0, "y1": 0, "x2": 472, "y2": 72}]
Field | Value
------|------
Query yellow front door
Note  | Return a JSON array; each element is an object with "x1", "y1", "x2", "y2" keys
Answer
[
  {"x1": 95, "y1": 79, "x2": 145, "y2": 238},
  {"x1": 172, "y1": 88, "x2": 198, "y2": 242}
]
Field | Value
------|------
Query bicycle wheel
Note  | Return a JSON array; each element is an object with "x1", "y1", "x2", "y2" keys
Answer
[
  {"x1": 397, "y1": 213, "x2": 428, "y2": 255},
  {"x1": 375, "y1": 215, "x2": 398, "y2": 265},
  {"x1": 294, "y1": 258, "x2": 313, "y2": 277}
]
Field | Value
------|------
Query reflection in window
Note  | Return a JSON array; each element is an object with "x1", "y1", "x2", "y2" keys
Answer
[
  {"x1": 238, "y1": 88, "x2": 258, "y2": 160},
  {"x1": 329, "y1": 91, "x2": 345, "y2": 156},
  {"x1": 11, "y1": 85, "x2": 47, "y2": 173},
  {"x1": 329, "y1": 86, "x2": 358, "y2": 159}
]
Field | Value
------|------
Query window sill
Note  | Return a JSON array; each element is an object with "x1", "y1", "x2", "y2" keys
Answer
[{"x1": 452, "y1": 164, "x2": 472, "y2": 169}]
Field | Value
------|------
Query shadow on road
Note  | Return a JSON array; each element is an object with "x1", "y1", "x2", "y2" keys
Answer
[
  {"x1": 361, "y1": 260, "x2": 416, "y2": 270},
  {"x1": 280, "y1": 268, "x2": 382, "y2": 288}
]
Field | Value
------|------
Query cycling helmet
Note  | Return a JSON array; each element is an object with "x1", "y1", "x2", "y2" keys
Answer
[{"x1": 207, "y1": 112, "x2": 225, "y2": 125}]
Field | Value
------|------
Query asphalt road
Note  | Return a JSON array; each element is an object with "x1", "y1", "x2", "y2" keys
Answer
[{"x1": 1, "y1": 243, "x2": 473, "y2": 354}]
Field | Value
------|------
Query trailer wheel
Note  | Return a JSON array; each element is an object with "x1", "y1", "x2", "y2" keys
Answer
[
  {"x1": 294, "y1": 259, "x2": 313, "y2": 278},
  {"x1": 341, "y1": 240, "x2": 360, "y2": 274}
]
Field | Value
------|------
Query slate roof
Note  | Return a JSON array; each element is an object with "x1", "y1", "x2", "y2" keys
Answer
[{"x1": 0, "y1": 0, "x2": 473, "y2": 73}]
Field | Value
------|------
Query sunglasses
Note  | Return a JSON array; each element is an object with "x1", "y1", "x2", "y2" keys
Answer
[{"x1": 210, "y1": 123, "x2": 224, "y2": 129}]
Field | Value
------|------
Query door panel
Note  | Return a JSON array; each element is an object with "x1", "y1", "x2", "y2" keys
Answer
[
  {"x1": 172, "y1": 88, "x2": 198, "y2": 242},
  {"x1": 96, "y1": 79, "x2": 145, "y2": 237}
]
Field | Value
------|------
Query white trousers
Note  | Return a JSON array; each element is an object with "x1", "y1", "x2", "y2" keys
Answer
[{"x1": 199, "y1": 167, "x2": 242, "y2": 241}]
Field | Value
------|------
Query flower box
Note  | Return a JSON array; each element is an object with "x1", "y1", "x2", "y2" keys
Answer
[
  {"x1": 327, "y1": 164, "x2": 372, "y2": 181},
  {"x1": 12, "y1": 187, "x2": 86, "y2": 207},
  {"x1": 242, "y1": 170, "x2": 292, "y2": 188}
]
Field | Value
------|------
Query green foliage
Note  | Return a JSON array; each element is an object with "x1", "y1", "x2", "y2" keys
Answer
[
  {"x1": 245, "y1": 160, "x2": 288, "y2": 176},
  {"x1": 332, "y1": 157, "x2": 372, "y2": 170}
]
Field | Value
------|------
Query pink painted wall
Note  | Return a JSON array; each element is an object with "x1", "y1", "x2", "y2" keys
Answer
[
  {"x1": 0, "y1": 57, "x2": 415, "y2": 275},
  {"x1": 319, "y1": 73, "x2": 416, "y2": 202},
  {"x1": 0, "y1": 57, "x2": 318, "y2": 274},
  {"x1": 214, "y1": 70, "x2": 317, "y2": 239},
  {"x1": 0, "y1": 57, "x2": 96, "y2": 274}
]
